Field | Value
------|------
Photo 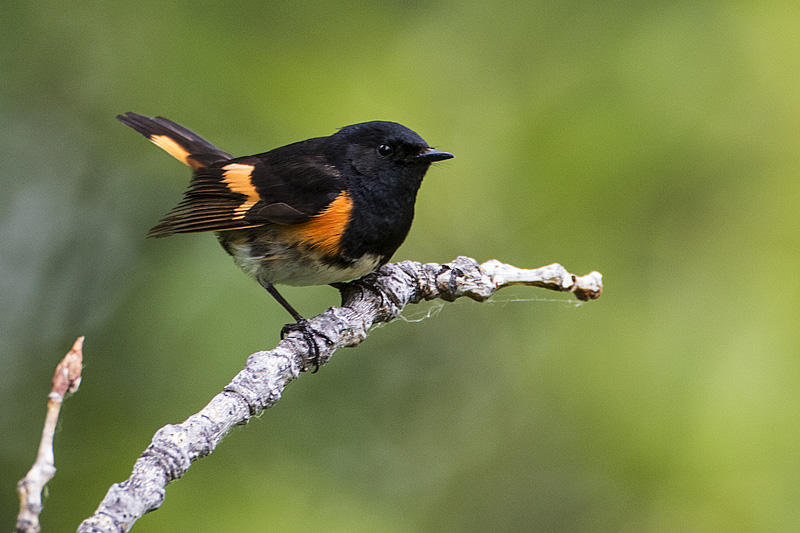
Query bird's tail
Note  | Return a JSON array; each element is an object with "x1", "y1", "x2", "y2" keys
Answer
[{"x1": 117, "y1": 112, "x2": 232, "y2": 169}]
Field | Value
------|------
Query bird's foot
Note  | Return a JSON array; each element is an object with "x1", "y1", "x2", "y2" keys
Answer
[{"x1": 280, "y1": 319, "x2": 331, "y2": 373}]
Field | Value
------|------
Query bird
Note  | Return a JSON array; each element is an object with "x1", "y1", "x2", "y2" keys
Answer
[{"x1": 117, "y1": 112, "x2": 453, "y2": 371}]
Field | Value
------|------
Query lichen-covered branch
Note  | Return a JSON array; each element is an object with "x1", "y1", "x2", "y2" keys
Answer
[
  {"x1": 17, "y1": 336, "x2": 84, "y2": 533},
  {"x1": 77, "y1": 257, "x2": 602, "y2": 533}
]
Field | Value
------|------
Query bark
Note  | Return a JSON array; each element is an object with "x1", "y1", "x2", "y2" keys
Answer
[{"x1": 77, "y1": 257, "x2": 602, "y2": 532}]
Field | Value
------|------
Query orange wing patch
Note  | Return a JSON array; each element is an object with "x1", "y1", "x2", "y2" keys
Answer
[
  {"x1": 232, "y1": 200, "x2": 258, "y2": 220},
  {"x1": 284, "y1": 192, "x2": 353, "y2": 256},
  {"x1": 221, "y1": 163, "x2": 261, "y2": 220},
  {"x1": 222, "y1": 164, "x2": 260, "y2": 200}
]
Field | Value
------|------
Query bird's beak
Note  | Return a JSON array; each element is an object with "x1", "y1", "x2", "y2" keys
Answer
[{"x1": 416, "y1": 147, "x2": 454, "y2": 162}]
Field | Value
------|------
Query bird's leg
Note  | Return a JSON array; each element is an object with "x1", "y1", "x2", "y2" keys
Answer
[{"x1": 261, "y1": 282, "x2": 329, "y2": 373}]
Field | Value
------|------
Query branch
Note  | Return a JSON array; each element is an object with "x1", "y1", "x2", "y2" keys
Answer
[
  {"x1": 77, "y1": 257, "x2": 602, "y2": 532},
  {"x1": 17, "y1": 336, "x2": 84, "y2": 533}
]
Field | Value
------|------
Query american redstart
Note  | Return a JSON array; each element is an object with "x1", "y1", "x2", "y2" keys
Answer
[{"x1": 117, "y1": 112, "x2": 453, "y2": 370}]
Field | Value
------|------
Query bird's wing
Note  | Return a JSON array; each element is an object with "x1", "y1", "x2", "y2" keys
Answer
[{"x1": 146, "y1": 143, "x2": 345, "y2": 237}]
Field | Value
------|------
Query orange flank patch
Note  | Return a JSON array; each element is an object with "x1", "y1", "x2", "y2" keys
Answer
[
  {"x1": 222, "y1": 163, "x2": 260, "y2": 202},
  {"x1": 150, "y1": 135, "x2": 191, "y2": 166},
  {"x1": 284, "y1": 192, "x2": 352, "y2": 256}
]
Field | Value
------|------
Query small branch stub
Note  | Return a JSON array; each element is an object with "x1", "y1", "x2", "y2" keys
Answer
[
  {"x1": 78, "y1": 257, "x2": 602, "y2": 532},
  {"x1": 480, "y1": 260, "x2": 602, "y2": 301},
  {"x1": 17, "y1": 336, "x2": 84, "y2": 533}
]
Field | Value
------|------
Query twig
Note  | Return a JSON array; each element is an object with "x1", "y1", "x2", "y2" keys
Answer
[
  {"x1": 17, "y1": 336, "x2": 84, "y2": 533},
  {"x1": 77, "y1": 257, "x2": 602, "y2": 532}
]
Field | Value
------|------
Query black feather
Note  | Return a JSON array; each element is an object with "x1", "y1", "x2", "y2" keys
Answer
[{"x1": 117, "y1": 112, "x2": 231, "y2": 167}]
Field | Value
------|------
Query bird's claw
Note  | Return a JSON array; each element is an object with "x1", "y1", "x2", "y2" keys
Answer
[{"x1": 280, "y1": 319, "x2": 331, "y2": 373}]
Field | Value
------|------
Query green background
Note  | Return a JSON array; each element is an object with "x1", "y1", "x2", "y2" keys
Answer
[{"x1": 3, "y1": 1, "x2": 800, "y2": 531}]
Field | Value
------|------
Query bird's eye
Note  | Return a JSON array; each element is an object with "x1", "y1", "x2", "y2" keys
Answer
[{"x1": 377, "y1": 144, "x2": 393, "y2": 157}]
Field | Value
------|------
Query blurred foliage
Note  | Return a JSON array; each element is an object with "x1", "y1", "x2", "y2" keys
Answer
[{"x1": 2, "y1": 1, "x2": 800, "y2": 531}]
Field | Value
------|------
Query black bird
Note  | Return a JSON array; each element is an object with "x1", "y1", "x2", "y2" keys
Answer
[{"x1": 117, "y1": 113, "x2": 453, "y2": 370}]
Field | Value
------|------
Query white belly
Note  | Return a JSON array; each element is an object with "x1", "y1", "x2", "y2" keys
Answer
[{"x1": 227, "y1": 241, "x2": 382, "y2": 286}]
